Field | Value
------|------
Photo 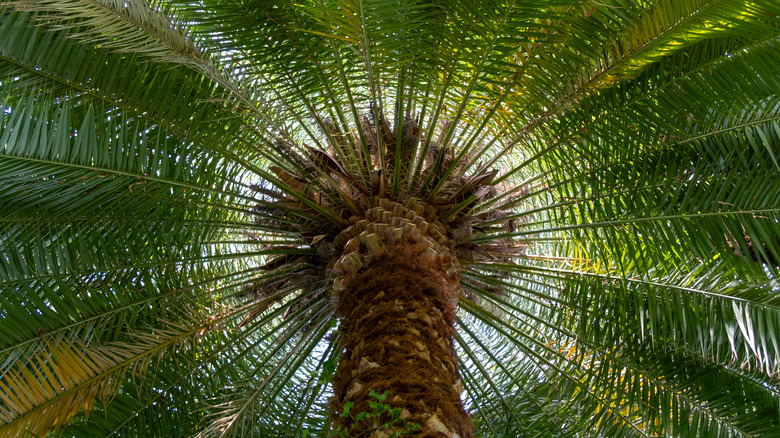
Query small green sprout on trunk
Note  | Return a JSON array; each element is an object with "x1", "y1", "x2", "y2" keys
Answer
[{"x1": 332, "y1": 389, "x2": 421, "y2": 437}]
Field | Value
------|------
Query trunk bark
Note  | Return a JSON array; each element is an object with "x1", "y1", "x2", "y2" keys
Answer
[{"x1": 331, "y1": 243, "x2": 473, "y2": 438}]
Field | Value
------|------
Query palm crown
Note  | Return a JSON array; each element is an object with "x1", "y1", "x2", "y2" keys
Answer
[{"x1": 1, "y1": 1, "x2": 780, "y2": 437}]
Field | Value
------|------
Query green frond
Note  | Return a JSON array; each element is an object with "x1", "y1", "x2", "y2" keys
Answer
[
  {"x1": 2, "y1": 0, "x2": 780, "y2": 436},
  {"x1": 0, "y1": 315, "x2": 218, "y2": 438}
]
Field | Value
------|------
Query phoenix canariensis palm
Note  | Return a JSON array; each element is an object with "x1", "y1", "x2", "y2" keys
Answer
[{"x1": 1, "y1": 0, "x2": 780, "y2": 437}]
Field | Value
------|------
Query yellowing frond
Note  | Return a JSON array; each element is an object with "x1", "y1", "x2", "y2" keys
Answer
[
  {"x1": 0, "y1": 338, "x2": 125, "y2": 437},
  {"x1": 0, "y1": 321, "x2": 208, "y2": 438}
]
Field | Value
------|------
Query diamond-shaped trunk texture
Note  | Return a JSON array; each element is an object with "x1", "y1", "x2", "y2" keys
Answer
[{"x1": 331, "y1": 243, "x2": 473, "y2": 438}]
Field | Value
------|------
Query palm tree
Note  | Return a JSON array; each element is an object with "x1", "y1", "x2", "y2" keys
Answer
[{"x1": 2, "y1": 0, "x2": 780, "y2": 436}]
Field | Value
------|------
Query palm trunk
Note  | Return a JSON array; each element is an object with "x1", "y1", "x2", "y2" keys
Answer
[{"x1": 331, "y1": 243, "x2": 473, "y2": 438}]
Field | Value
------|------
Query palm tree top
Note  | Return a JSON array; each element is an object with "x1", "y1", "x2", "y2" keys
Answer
[{"x1": 1, "y1": 0, "x2": 780, "y2": 436}]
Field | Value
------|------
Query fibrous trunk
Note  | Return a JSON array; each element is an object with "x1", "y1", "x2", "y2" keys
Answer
[
  {"x1": 245, "y1": 110, "x2": 515, "y2": 435},
  {"x1": 331, "y1": 243, "x2": 473, "y2": 438}
]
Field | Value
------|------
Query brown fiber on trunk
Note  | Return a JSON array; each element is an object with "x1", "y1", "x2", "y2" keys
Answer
[{"x1": 331, "y1": 243, "x2": 473, "y2": 438}]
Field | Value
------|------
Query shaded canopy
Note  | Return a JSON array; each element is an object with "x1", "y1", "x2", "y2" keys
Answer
[{"x1": 1, "y1": 0, "x2": 780, "y2": 437}]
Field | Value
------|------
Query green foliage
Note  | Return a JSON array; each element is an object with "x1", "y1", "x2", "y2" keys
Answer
[
  {"x1": 0, "y1": 1, "x2": 779, "y2": 437},
  {"x1": 330, "y1": 390, "x2": 421, "y2": 438}
]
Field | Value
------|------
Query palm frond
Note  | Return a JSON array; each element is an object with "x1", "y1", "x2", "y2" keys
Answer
[
  {"x1": 2, "y1": 0, "x2": 780, "y2": 436},
  {"x1": 0, "y1": 315, "x2": 217, "y2": 438}
]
